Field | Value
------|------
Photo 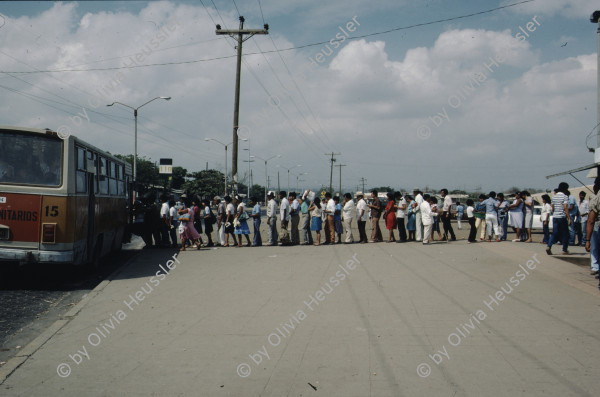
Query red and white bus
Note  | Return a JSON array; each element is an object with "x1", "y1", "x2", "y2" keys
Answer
[{"x1": 0, "y1": 126, "x2": 132, "y2": 265}]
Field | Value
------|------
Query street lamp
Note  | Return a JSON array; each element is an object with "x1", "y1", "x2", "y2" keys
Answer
[
  {"x1": 251, "y1": 154, "x2": 281, "y2": 203},
  {"x1": 107, "y1": 96, "x2": 171, "y2": 201},
  {"x1": 205, "y1": 138, "x2": 247, "y2": 195},
  {"x1": 242, "y1": 139, "x2": 251, "y2": 198},
  {"x1": 277, "y1": 164, "x2": 302, "y2": 193},
  {"x1": 293, "y1": 172, "x2": 308, "y2": 192}
]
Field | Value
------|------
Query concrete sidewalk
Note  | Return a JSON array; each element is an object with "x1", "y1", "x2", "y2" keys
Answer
[{"x1": 1, "y1": 237, "x2": 598, "y2": 396}]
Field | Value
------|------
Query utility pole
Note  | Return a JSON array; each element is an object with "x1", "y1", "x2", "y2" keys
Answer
[
  {"x1": 335, "y1": 164, "x2": 346, "y2": 196},
  {"x1": 359, "y1": 177, "x2": 367, "y2": 194},
  {"x1": 325, "y1": 152, "x2": 341, "y2": 193},
  {"x1": 277, "y1": 171, "x2": 280, "y2": 194},
  {"x1": 216, "y1": 17, "x2": 269, "y2": 194}
]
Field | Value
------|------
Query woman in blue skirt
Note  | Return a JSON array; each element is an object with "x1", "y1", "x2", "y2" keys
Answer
[
  {"x1": 309, "y1": 197, "x2": 323, "y2": 246},
  {"x1": 234, "y1": 196, "x2": 251, "y2": 247},
  {"x1": 405, "y1": 195, "x2": 416, "y2": 241}
]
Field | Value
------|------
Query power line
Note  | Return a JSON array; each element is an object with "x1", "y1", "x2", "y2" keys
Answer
[
  {"x1": 325, "y1": 152, "x2": 341, "y2": 193},
  {"x1": 205, "y1": 0, "x2": 329, "y2": 166},
  {"x1": 255, "y1": 0, "x2": 337, "y2": 152},
  {"x1": 216, "y1": 15, "x2": 269, "y2": 193},
  {"x1": 231, "y1": 0, "x2": 241, "y2": 17},
  {"x1": 257, "y1": 0, "x2": 266, "y2": 25},
  {"x1": 0, "y1": 23, "x2": 220, "y2": 164},
  {"x1": 61, "y1": 37, "x2": 226, "y2": 69},
  {"x1": 335, "y1": 164, "x2": 346, "y2": 194},
  {"x1": 250, "y1": 37, "x2": 335, "y2": 153},
  {"x1": 3, "y1": 62, "x2": 217, "y2": 155},
  {"x1": 0, "y1": 82, "x2": 209, "y2": 160},
  {"x1": 1, "y1": 0, "x2": 535, "y2": 74},
  {"x1": 241, "y1": 55, "x2": 326, "y2": 163},
  {"x1": 210, "y1": 0, "x2": 228, "y2": 28}
]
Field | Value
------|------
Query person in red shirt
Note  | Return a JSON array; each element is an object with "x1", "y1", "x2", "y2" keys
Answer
[{"x1": 384, "y1": 192, "x2": 397, "y2": 242}]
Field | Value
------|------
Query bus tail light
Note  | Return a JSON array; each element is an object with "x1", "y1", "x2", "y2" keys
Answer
[{"x1": 42, "y1": 223, "x2": 56, "y2": 244}]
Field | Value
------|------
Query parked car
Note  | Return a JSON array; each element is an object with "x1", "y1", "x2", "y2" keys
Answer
[{"x1": 531, "y1": 205, "x2": 553, "y2": 230}]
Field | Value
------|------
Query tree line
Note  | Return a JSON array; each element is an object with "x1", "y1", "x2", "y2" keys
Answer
[{"x1": 115, "y1": 154, "x2": 265, "y2": 200}]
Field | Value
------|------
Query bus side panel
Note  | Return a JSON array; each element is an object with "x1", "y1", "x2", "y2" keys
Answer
[
  {"x1": 39, "y1": 196, "x2": 69, "y2": 242},
  {"x1": 73, "y1": 195, "x2": 90, "y2": 264},
  {"x1": 95, "y1": 196, "x2": 127, "y2": 256},
  {"x1": 38, "y1": 195, "x2": 84, "y2": 262},
  {"x1": 0, "y1": 193, "x2": 42, "y2": 247}
]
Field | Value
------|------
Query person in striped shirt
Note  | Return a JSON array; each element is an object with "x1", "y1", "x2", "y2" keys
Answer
[{"x1": 546, "y1": 182, "x2": 572, "y2": 255}]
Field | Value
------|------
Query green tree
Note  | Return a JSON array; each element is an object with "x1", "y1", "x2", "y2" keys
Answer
[
  {"x1": 182, "y1": 169, "x2": 225, "y2": 199},
  {"x1": 374, "y1": 186, "x2": 394, "y2": 193},
  {"x1": 115, "y1": 154, "x2": 159, "y2": 195},
  {"x1": 249, "y1": 184, "x2": 266, "y2": 201},
  {"x1": 170, "y1": 166, "x2": 187, "y2": 190}
]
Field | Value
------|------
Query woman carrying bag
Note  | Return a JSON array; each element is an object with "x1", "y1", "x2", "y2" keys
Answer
[
  {"x1": 233, "y1": 195, "x2": 252, "y2": 247},
  {"x1": 177, "y1": 199, "x2": 202, "y2": 251},
  {"x1": 223, "y1": 196, "x2": 236, "y2": 247}
]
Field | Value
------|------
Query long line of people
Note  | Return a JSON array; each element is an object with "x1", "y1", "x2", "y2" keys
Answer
[
  {"x1": 136, "y1": 183, "x2": 591, "y2": 253},
  {"x1": 132, "y1": 181, "x2": 600, "y2": 291}
]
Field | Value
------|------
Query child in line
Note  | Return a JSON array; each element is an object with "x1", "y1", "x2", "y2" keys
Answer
[{"x1": 431, "y1": 197, "x2": 442, "y2": 241}]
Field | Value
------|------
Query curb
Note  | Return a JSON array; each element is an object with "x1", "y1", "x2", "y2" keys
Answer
[{"x1": 0, "y1": 252, "x2": 140, "y2": 385}]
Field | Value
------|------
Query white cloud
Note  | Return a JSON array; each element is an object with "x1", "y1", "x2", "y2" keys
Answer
[{"x1": 0, "y1": 1, "x2": 596, "y2": 191}]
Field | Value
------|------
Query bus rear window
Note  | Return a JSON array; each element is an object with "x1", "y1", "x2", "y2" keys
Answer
[{"x1": 0, "y1": 132, "x2": 63, "y2": 187}]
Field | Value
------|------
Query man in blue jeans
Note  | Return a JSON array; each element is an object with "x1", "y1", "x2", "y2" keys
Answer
[
  {"x1": 567, "y1": 191, "x2": 578, "y2": 245},
  {"x1": 249, "y1": 197, "x2": 262, "y2": 247},
  {"x1": 455, "y1": 201, "x2": 464, "y2": 230},
  {"x1": 547, "y1": 182, "x2": 572, "y2": 255}
]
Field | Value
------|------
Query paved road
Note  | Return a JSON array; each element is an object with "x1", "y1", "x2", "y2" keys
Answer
[
  {"x1": 0, "y1": 222, "x2": 598, "y2": 396},
  {"x1": 0, "y1": 238, "x2": 144, "y2": 367}
]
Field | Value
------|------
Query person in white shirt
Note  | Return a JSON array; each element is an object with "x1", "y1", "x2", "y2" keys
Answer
[
  {"x1": 577, "y1": 191, "x2": 589, "y2": 246},
  {"x1": 279, "y1": 191, "x2": 291, "y2": 230},
  {"x1": 323, "y1": 192, "x2": 336, "y2": 244},
  {"x1": 356, "y1": 193, "x2": 368, "y2": 243},
  {"x1": 266, "y1": 192, "x2": 278, "y2": 246},
  {"x1": 394, "y1": 192, "x2": 407, "y2": 242},
  {"x1": 168, "y1": 200, "x2": 178, "y2": 248},
  {"x1": 420, "y1": 194, "x2": 433, "y2": 244},
  {"x1": 342, "y1": 193, "x2": 355, "y2": 243},
  {"x1": 440, "y1": 188, "x2": 456, "y2": 241},
  {"x1": 215, "y1": 197, "x2": 226, "y2": 247},
  {"x1": 413, "y1": 189, "x2": 424, "y2": 242},
  {"x1": 201, "y1": 199, "x2": 214, "y2": 247},
  {"x1": 540, "y1": 194, "x2": 552, "y2": 244},
  {"x1": 160, "y1": 195, "x2": 170, "y2": 247},
  {"x1": 466, "y1": 199, "x2": 476, "y2": 243},
  {"x1": 224, "y1": 196, "x2": 236, "y2": 247},
  {"x1": 289, "y1": 192, "x2": 300, "y2": 245}
]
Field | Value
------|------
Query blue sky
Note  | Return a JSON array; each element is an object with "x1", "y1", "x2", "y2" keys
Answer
[{"x1": 0, "y1": 0, "x2": 598, "y2": 193}]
